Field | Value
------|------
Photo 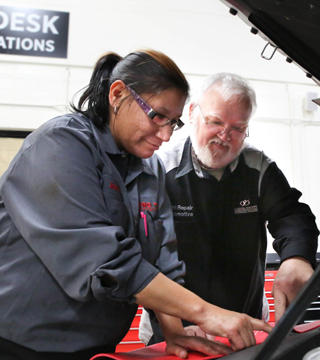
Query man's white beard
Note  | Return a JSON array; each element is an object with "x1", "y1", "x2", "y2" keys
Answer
[
  {"x1": 190, "y1": 122, "x2": 229, "y2": 169},
  {"x1": 193, "y1": 139, "x2": 226, "y2": 168},
  {"x1": 190, "y1": 120, "x2": 246, "y2": 169}
]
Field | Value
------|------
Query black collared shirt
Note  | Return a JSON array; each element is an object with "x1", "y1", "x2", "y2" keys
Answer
[{"x1": 162, "y1": 136, "x2": 318, "y2": 318}]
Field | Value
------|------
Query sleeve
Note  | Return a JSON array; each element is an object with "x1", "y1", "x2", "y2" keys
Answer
[
  {"x1": 260, "y1": 161, "x2": 319, "y2": 268},
  {"x1": 1, "y1": 123, "x2": 159, "y2": 303}
]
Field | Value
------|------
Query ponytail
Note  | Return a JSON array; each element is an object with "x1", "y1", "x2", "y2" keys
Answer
[{"x1": 71, "y1": 52, "x2": 122, "y2": 128}]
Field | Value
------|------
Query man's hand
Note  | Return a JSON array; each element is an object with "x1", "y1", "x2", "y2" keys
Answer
[{"x1": 272, "y1": 256, "x2": 314, "y2": 323}]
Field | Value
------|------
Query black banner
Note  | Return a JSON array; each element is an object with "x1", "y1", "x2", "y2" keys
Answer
[{"x1": 0, "y1": 6, "x2": 69, "y2": 58}]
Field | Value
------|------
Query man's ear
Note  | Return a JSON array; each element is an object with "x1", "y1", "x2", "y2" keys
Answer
[
  {"x1": 189, "y1": 102, "x2": 197, "y2": 125},
  {"x1": 109, "y1": 80, "x2": 126, "y2": 108}
]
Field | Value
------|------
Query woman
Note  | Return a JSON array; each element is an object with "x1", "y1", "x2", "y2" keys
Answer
[{"x1": 0, "y1": 50, "x2": 271, "y2": 360}]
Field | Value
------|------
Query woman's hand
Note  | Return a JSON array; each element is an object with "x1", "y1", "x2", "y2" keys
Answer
[
  {"x1": 165, "y1": 331, "x2": 233, "y2": 359},
  {"x1": 196, "y1": 306, "x2": 272, "y2": 351},
  {"x1": 136, "y1": 273, "x2": 272, "y2": 352},
  {"x1": 184, "y1": 325, "x2": 216, "y2": 340},
  {"x1": 155, "y1": 313, "x2": 233, "y2": 359}
]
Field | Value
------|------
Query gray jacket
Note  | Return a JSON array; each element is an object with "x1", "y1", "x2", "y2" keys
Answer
[{"x1": 0, "y1": 113, "x2": 185, "y2": 352}]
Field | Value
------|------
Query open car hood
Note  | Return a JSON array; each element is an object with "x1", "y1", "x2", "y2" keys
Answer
[{"x1": 220, "y1": 0, "x2": 320, "y2": 91}]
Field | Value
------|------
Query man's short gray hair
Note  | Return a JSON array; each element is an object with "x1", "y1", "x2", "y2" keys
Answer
[{"x1": 195, "y1": 73, "x2": 257, "y2": 116}]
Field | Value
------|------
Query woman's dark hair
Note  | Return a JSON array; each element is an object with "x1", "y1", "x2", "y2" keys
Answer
[{"x1": 70, "y1": 49, "x2": 190, "y2": 129}]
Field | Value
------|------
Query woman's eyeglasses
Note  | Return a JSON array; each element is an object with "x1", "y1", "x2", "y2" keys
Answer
[{"x1": 125, "y1": 85, "x2": 184, "y2": 131}]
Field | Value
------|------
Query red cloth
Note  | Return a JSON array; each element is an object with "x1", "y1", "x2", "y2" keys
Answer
[
  {"x1": 293, "y1": 320, "x2": 320, "y2": 333},
  {"x1": 90, "y1": 331, "x2": 269, "y2": 360}
]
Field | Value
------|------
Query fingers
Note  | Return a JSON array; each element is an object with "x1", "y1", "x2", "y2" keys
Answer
[
  {"x1": 272, "y1": 287, "x2": 287, "y2": 323},
  {"x1": 184, "y1": 325, "x2": 207, "y2": 338},
  {"x1": 226, "y1": 315, "x2": 273, "y2": 351},
  {"x1": 197, "y1": 306, "x2": 272, "y2": 352},
  {"x1": 225, "y1": 317, "x2": 274, "y2": 352},
  {"x1": 184, "y1": 325, "x2": 216, "y2": 341},
  {"x1": 229, "y1": 324, "x2": 255, "y2": 350},
  {"x1": 215, "y1": 314, "x2": 272, "y2": 351},
  {"x1": 250, "y1": 317, "x2": 273, "y2": 334},
  {"x1": 271, "y1": 257, "x2": 314, "y2": 323},
  {"x1": 185, "y1": 328, "x2": 196, "y2": 336},
  {"x1": 205, "y1": 333, "x2": 216, "y2": 341},
  {"x1": 212, "y1": 314, "x2": 255, "y2": 351},
  {"x1": 165, "y1": 335, "x2": 233, "y2": 358},
  {"x1": 271, "y1": 258, "x2": 314, "y2": 323},
  {"x1": 165, "y1": 343, "x2": 188, "y2": 359}
]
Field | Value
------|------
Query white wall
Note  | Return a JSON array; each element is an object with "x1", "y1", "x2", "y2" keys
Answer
[{"x1": 1, "y1": 0, "x2": 319, "y2": 253}]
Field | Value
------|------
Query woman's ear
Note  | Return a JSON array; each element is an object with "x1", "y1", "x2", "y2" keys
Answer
[{"x1": 109, "y1": 80, "x2": 126, "y2": 108}]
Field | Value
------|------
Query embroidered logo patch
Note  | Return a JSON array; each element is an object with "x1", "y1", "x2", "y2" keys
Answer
[
  {"x1": 110, "y1": 181, "x2": 121, "y2": 192},
  {"x1": 240, "y1": 199, "x2": 250, "y2": 207},
  {"x1": 172, "y1": 204, "x2": 194, "y2": 217},
  {"x1": 234, "y1": 199, "x2": 258, "y2": 214},
  {"x1": 139, "y1": 202, "x2": 158, "y2": 213}
]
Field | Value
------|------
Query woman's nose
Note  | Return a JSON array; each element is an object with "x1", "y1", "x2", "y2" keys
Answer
[{"x1": 156, "y1": 125, "x2": 173, "y2": 142}]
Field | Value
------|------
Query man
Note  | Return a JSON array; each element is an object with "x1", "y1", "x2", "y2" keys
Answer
[{"x1": 139, "y1": 73, "x2": 319, "y2": 344}]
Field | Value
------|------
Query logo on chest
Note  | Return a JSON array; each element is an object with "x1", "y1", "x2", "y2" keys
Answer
[
  {"x1": 172, "y1": 204, "x2": 194, "y2": 217},
  {"x1": 234, "y1": 199, "x2": 258, "y2": 214},
  {"x1": 139, "y1": 202, "x2": 158, "y2": 213},
  {"x1": 110, "y1": 181, "x2": 121, "y2": 192}
]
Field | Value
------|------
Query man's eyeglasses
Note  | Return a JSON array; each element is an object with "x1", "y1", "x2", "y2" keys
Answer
[
  {"x1": 125, "y1": 85, "x2": 185, "y2": 131},
  {"x1": 197, "y1": 103, "x2": 249, "y2": 141}
]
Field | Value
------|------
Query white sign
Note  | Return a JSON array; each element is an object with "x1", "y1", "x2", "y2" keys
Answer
[{"x1": 0, "y1": 6, "x2": 69, "y2": 58}]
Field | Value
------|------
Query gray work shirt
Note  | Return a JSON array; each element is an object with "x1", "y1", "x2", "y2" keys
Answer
[{"x1": 0, "y1": 113, "x2": 185, "y2": 352}]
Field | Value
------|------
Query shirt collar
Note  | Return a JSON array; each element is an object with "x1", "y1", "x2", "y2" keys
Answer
[
  {"x1": 93, "y1": 124, "x2": 126, "y2": 156},
  {"x1": 175, "y1": 137, "x2": 195, "y2": 179},
  {"x1": 93, "y1": 123, "x2": 155, "y2": 181}
]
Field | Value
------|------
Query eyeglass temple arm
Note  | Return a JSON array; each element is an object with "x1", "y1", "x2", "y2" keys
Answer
[
  {"x1": 126, "y1": 85, "x2": 155, "y2": 117},
  {"x1": 147, "y1": 109, "x2": 157, "y2": 119}
]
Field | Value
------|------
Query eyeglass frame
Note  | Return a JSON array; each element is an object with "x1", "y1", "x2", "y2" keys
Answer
[
  {"x1": 125, "y1": 85, "x2": 185, "y2": 131},
  {"x1": 196, "y1": 103, "x2": 249, "y2": 140}
]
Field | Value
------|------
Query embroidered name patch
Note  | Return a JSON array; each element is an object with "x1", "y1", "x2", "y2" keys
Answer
[
  {"x1": 234, "y1": 199, "x2": 258, "y2": 214},
  {"x1": 234, "y1": 206, "x2": 258, "y2": 214},
  {"x1": 172, "y1": 204, "x2": 194, "y2": 217}
]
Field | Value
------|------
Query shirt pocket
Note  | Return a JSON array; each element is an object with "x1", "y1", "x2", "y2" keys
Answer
[
  {"x1": 138, "y1": 212, "x2": 163, "y2": 265},
  {"x1": 101, "y1": 176, "x2": 129, "y2": 228}
]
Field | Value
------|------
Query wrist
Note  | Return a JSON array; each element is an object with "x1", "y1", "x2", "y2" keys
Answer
[
  {"x1": 190, "y1": 301, "x2": 232, "y2": 328},
  {"x1": 189, "y1": 300, "x2": 213, "y2": 325},
  {"x1": 156, "y1": 312, "x2": 185, "y2": 339}
]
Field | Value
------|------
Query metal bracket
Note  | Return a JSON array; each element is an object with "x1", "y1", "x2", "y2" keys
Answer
[{"x1": 261, "y1": 42, "x2": 278, "y2": 60}]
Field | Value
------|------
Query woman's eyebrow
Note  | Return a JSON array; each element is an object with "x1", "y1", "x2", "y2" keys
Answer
[{"x1": 155, "y1": 106, "x2": 183, "y2": 119}]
